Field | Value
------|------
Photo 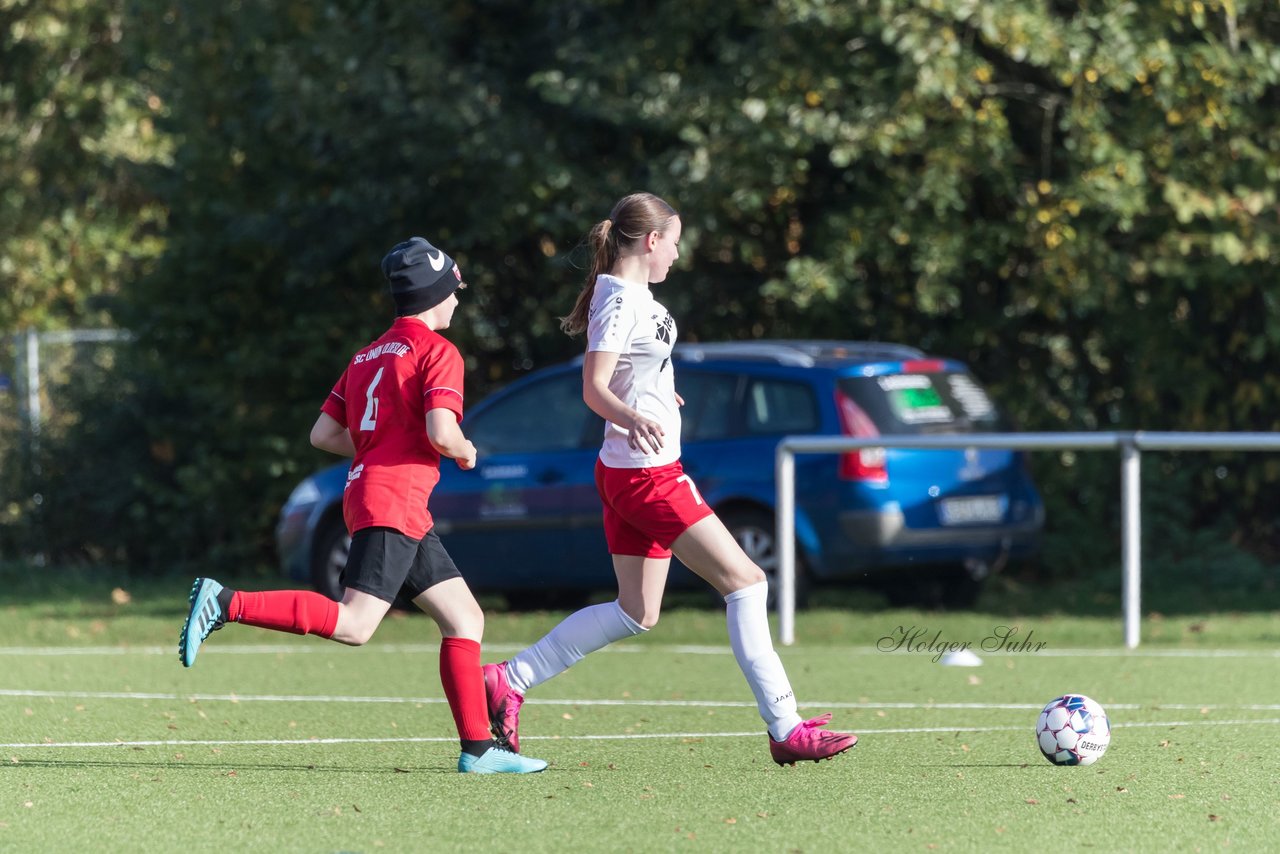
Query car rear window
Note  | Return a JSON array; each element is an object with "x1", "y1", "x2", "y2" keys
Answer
[{"x1": 838, "y1": 371, "x2": 1005, "y2": 435}]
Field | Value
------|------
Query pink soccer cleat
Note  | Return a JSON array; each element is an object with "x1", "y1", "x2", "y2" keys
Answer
[
  {"x1": 769, "y1": 714, "x2": 858, "y2": 766},
  {"x1": 483, "y1": 661, "x2": 525, "y2": 753}
]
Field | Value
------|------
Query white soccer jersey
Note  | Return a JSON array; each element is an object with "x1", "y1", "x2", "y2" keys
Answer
[{"x1": 585, "y1": 274, "x2": 681, "y2": 468}]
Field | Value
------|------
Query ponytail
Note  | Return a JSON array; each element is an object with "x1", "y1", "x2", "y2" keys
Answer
[{"x1": 560, "y1": 219, "x2": 617, "y2": 336}]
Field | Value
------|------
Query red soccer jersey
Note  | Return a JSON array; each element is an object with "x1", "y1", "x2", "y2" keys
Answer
[{"x1": 320, "y1": 317, "x2": 465, "y2": 539}]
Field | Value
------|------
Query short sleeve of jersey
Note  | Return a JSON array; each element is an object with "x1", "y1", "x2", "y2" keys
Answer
[
  {"x1": 587, "y1": 284, "x2": 639, "y2": 354},
  {"x1": 320, "y1": 367, "x2": 350, "y2": 426},
  {"x1": 422, "y1": 339, "x2": 465, "y2": 421}
]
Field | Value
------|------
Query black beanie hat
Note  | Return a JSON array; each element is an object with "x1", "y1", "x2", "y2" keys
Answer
[{"x1": 381, "y1": 237, "x2": 463, "y2": 316}]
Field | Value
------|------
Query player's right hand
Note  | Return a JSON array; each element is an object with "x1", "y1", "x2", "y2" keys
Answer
[
  {"x1": 628, "y1": 415, "x2": 665, "y2": 454},
  {"x1": 456, "y1": 441, "x2": 477, "y2": 470}
]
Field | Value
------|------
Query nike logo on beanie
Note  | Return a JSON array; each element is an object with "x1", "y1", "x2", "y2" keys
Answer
[{"x1": 381, "y1": 237, "x2": 463, "y2": 315}]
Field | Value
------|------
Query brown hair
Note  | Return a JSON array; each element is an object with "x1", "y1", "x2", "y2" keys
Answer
[{"x1": 560, "y1": 192, "x2": 678, "y2": 336}]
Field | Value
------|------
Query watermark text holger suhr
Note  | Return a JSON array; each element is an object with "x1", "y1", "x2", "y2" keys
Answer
[{"x1": 877, "y1": 625, "x2": 1047, "y2": 663}]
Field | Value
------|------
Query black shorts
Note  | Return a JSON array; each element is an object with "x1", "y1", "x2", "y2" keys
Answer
[{"x1": 341, "y1": 527, "x2": 462, "y2": 604}]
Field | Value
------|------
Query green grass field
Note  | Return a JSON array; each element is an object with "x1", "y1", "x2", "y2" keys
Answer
[{"x1": 2, "y1": 572, "x2": 1279, "y2": 852}]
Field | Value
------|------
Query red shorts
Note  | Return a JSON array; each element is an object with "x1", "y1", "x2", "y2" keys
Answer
[{"x1": 594, "y1": 459, "x2": 715, "y2": 558}]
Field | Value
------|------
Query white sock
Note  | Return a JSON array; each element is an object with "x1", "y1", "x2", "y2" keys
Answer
[
  {"x1": 505, "y1": 600, "x2": 646, "y2": 694},
  {"x1": 724, "y1": 581, "x2": 803, "y2": 741}
]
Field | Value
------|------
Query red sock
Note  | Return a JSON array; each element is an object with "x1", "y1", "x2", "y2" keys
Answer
[
  {"x1": 439, "y1": 637, "x2": 493, "y2": 743},
  {"x1": 228, "y1": 590, "x2": 338, "y2": 638}
]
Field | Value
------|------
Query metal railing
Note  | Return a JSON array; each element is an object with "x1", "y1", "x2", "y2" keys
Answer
[
  {"x1": 775, "y1": 432, "x2": 1280, "y2": 648},
  {"x1": 11, "y1": 326, "x2": 135, "y2": 437}
]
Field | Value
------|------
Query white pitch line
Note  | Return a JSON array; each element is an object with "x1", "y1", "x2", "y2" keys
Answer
[
  {"x1": 4, "y1": 717, "x2": 1280, "y2": 751},
  {"x1": 0, "y1": 688, "x2": 1032, "y2": 709},
  {"x1": 2, "y1": 643, "x2": 1279, "y2": 658},
  {"x1": 0, "y1": 643, "x2": 718, "y2": 657},
  {"x1": 5, "y1": 688, "x2": 1280, "y2": 712},
  {"x1": 978, "y1": 648, "x2": 1280, "y2": 659}
]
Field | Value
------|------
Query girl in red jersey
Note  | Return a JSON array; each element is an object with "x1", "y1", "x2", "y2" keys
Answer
[
  {"x1": 179, "y1": 237, "x2": 546, "y2": 774},
  {"x1": 483, "y1": 193, "x2": 858, "y2": 766}
]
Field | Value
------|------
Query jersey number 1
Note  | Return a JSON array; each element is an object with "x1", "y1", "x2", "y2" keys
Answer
[{"x1": 360, "y1": 367, "x2": 385, "y2": 431}]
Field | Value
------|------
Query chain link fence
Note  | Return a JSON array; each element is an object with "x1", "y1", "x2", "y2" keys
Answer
[{"x1": 1, "y1": 328, "x2": 133, "y2": 562}]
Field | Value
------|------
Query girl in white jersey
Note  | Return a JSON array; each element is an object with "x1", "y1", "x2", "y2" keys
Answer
[{"x1": 484, "y1": 192, "x2": 858, "y2": 766}]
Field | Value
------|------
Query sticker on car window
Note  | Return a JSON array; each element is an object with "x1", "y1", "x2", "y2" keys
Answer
[
  {"x1": 947, "y1": 373, "x2": 995, "y2": 419},
  {"x1": 878, "y1": 375, "x2": 954, "y2": 424}
]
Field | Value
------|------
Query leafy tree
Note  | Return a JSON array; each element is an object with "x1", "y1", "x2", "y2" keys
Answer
[
  {"x1": 15, "y1": 0, "x2": 1280, "y2": 576},
  {"x1": 0, "y1": 0, "x2": 166, "y2": 559},
  {"x1": 0, "y1": 0, "x2": 166, "y2": 331}
]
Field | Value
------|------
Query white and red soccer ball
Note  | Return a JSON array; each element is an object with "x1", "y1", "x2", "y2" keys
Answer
[{"x1": 1036, "y1": 694, "x2": 1111, "y2": 766}]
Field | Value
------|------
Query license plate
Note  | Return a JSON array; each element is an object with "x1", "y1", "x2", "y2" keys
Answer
[{"x1": 938, "y1": 496, "x2": 1005, "y2": 525}]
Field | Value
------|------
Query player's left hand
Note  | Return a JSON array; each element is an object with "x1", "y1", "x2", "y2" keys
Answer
[{"x1": 675, "y1": 392, "x2": 684, "y2": 407}]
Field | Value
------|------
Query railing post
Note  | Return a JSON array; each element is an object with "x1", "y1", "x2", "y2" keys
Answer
[
  {"x1": 776, "y1": 442, "x2": 796, "y2": 646},
  {"x1": 1120, "y1": 438, "x2": 1142, "y2": 649},
  {"x1": 24, "y1": 326, "x2": 41, "y2": 438}
]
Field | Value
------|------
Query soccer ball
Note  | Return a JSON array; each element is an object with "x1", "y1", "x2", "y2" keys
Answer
[{"x1": 1035, "y1": 694, "x2": 1111, "y2": 766}]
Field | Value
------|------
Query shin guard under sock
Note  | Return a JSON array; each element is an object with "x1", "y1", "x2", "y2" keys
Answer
[
  {"x1": 228, "y1": 590, "x2": 339, "y2": 638},
  {"x1": 439, "y1": 637, "x2": 495, "y2": 745},
  {"x1": 724, "y1": 581, "x2": 803, "y2": 741}
]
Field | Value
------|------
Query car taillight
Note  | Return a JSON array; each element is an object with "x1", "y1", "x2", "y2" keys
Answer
[{"x1": 835, "y1": 391, "x2": 888, "y2": 483}]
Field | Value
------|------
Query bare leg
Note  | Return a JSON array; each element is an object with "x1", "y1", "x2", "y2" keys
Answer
[
  {"x1": 669, "y1": 514, "x2": 765, "y2": 595},
  {"x1": 330, "y1": 588, "x2": 393, "y2": 645},
  {"x1": 412, "y1": 577, "x2": 485, "y2": 641},
  {"x1": 613, "y1": 553, "x2": 671, "y2": 628}
]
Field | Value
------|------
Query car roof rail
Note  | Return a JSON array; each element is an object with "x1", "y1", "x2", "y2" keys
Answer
[{"x1": 673, "y1": 340, "x2": 927, "y2": 367}]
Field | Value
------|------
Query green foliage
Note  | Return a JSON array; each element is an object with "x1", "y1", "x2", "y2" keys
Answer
[
  {"x1": 1032, "y1": 452, "x2": 1280, "y2": 612},
  {"x1": 0, "y1": 0, "x2": 167, "y2": 330},
  {"x1": 7, "y1": 0, "x2": 1280, "y2": 575},
  {"x1": 0, "y1": 0, "x2": 167, "y2": 560}
]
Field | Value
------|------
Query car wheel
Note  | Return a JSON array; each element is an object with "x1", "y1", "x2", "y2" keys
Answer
[
  {"x1": 311, "y1": 517, "x2": 350, "y2": 602},
  {"x1": 720, "y1": 508, "x2": 809, "y2": 610}
]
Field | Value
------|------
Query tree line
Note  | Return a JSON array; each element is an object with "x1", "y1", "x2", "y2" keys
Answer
[{"x1": 2, "y1": 1, "x2": 1278, "y2": 591}]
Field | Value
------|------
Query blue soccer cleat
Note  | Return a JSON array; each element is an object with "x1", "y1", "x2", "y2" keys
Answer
[
  {"x1": 179, "y1": 577, "x2": 226, "y2": 668},
  {"x1": 457, "y1": 744, "x2": 548, "y2": 774}
]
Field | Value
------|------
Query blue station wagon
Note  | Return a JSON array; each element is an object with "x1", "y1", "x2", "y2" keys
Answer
[{"x1": 276, "y1": 340, "x2": 1044, "y2": 608}]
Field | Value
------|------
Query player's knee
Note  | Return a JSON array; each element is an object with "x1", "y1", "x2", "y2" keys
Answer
[
  {"x1": 728, "y1": 563, "x2": 767, "y2": 591},
  {"x1": 453, "y1": 605, "x2": 485, "y2": 641},
  {"x1": 349, "y1": 626, "x2": 378, "y2": 646},
  {"x1": 334, "y1": 618, "x2": 379, "y2": 647},
  {"x1": 437, "y1": 600, "x2": 484, "y2": 641},
  {"x1": 619, "y1": 599, "x2": 659, "y2": 630}
]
